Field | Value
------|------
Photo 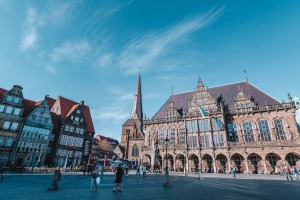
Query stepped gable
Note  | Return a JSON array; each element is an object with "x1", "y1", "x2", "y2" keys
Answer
[{"x1": 152, "y1": 81, "x2": 280, "y2": 119}]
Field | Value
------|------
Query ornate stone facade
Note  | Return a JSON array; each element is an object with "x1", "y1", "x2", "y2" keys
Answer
[{"x1": 123, "y1": 77, "x2": 300, "y2": 174}]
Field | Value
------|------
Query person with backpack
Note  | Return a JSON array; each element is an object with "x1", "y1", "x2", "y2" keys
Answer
[
  {"x1": 90, "y1": 169, "x2": 99, "y2": 191},
  {"x1": 113, "y1": 164, "x2": 124, "y2": 192}
]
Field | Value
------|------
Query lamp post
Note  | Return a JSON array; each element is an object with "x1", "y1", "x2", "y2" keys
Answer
[{"x1": 163, "y1": 134, "x2": 171, "y2": 188}]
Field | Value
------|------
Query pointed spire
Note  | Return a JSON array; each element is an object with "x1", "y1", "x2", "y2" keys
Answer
[{"x1": 130, "y1": 71, "x2": 143, "y2": 123}]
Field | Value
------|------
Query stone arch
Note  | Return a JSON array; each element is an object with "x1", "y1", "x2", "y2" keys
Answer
[
  {"x1": 163, "y1": 154, "x2": 175, "y2": 171},
  {"x1": 285, "y1": 153, "x2": 300, "y2": 168},
  {"x1": 175, "y1": 154, "x2": 185, "y2": 172},
  {"x1": 215, "y1": 154, "x2": 228, "y2": 173},
  {"x1": 132, "y1": 144, "x2": 139, "y2": 157},
  {"x1": 142, "y1": 154, "x2": 151, "y2": 170},
  {"x1": 265, "y1": 153, "x2": 281, "y2": 173},
  {"x1": 188, "y1": 154, "x2": 199, "y2": 172},
  {"x1": 202, "y1": 154, "x2": 213, "y2": 173},
  {"x1": 230, "y1": 153, "x2": 245, "y2": 173},
  {"x1": 154, "y1": 155, "x2": 163, "y2": 171},
  {"x1": 247, "y1": 153, "x2": 263, "y2": 174}
]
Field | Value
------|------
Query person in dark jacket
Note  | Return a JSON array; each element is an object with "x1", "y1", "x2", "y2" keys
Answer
[{"x1": 113, "y1": 165, "x2": 124, "y2": 192}]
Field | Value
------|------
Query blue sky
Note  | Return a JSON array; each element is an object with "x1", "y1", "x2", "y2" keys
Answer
[{"x1": 0, "y1": 0, "x2": 299, "y2": 141}]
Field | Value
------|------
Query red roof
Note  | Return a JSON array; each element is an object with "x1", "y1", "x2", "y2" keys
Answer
[
  {"x1": 22, "y1": 99, "x2": 37, "y2": 118},
  {"x1": 52, "y1": 96, "x2": 95, "y2": 133},
  {"x1": 94, "y1": 134, "x2": 119, "y2": 144},
  {"x1": 152, "y1": 81, "x2": 281, "y2": 119},
  {"x1": 0, "y1": 88, "x2": 7, "y2": 98}
]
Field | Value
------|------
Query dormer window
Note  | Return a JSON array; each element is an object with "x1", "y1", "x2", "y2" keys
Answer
[{"x1": 71, "y1": 116, "x2": 74, "y2": 120}]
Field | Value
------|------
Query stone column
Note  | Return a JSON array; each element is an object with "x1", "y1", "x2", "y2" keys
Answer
[
  {"x1": 245, "y1": 158, "x2": 249, "y2": 173},
  {"x1": 263, "y1": 160, "x2": 268, "y2": 174},
  {"x1": 213, "y1": 158, "x2": 217, "y2": 173},
  {"x1": 186, "y1": 156, "x2": 189, "y2": 172}
]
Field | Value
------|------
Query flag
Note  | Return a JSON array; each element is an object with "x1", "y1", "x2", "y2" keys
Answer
[{"x1": 194, "y1": 101, "x2": 208, "y2": 118}]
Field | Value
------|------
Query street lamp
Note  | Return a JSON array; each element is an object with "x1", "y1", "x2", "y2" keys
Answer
[{"x1": 163, "y1": 134, "x2": 171, "y2": 188}]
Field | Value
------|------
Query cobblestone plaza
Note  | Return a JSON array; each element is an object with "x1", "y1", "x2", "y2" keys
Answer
[{"x1": 1, "y1": 172, "x2": 300, "y2": 200}]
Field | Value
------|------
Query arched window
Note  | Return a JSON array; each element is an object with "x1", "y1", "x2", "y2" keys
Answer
[{"x1": 132, "y1": 144, "x2": 139, "y2": 157}]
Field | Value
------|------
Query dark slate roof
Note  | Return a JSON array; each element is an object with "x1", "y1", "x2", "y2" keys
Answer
[
  {"x1": 152, "y1": 81, "x2": 280, "y2": 119},
  {"x1": 22, "y1": 99, "x2": 37, "y2": 118},
  {"x1": 123, "y1": 118, "x2": 135, "y2": 126}
]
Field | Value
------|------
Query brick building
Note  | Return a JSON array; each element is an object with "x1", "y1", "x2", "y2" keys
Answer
[{"x1": 121, "y1": 75, "x2": 300, "y2": 174}]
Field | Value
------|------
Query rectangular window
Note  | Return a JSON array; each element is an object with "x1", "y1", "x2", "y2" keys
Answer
[
  {"x1": 198, "y1": 119, "x2": 210, "y2": 132},
  {"x1": 227, "y1": 123, "x2": 239, "y2": 142},
  {"x1": 76, "y1": 110, "x2": 81, "y2": 114},
  {"x1": 205, "y1": 135, "x2": 210, "y2": 147},
  {"x1": 213, "y1": 134, "x2": 224, "y2": 147},
  {"x1": 75, "y1": 128, "x2": 80, "y2": 134},
  {"x1": 69, "y1": 126, "x2": 74, "y2": 132},
  {"x1": 13, "y1": 108, "x2": 21, "y2": 115},
  {"x1": 79, "y1": 128, "x2": 84, "y2": 134},
  {"x1": 31, "y1": 115, "x2": 36, "y2": 121},
  {"x1": 13, "y1": 98, "x2": 20, "y2": 104},
  {"x1": 0, "y1": 105, "x2": 5, "y2": 112},
  {"x1": 75, "y1": 117, "x2": 79, "y2": 122},
  {"x1": 187, "y1": 136, "x2": 193, "y2": 148},
  {"x1": 3, "y1": 121, "x2": 11, "y2": 130},
  {"x1": 274, "y1": 119, "x2": 286, "y2": 140},
  {"x1": 186, "y1": 120, "x2": 197, "y2": 133},
  {"x1": 6, "y1": 96, "x2": 13, "y2": 102},
  {"x1": 242, "y1": 122, "x2": 255, "y2": 142},
  {"x1": 5, "y1": 106, "x2": 13, "y2": 114},
  {"x1": 212, "y1": 118, "x2": 223, "y2": 131},
  {"x1": 158, "y1": 129, "x2": 165, "y2": 145},
  {"x1": 43, "y1": 118, "x2": 49, "y2": 124},
  {"x1": 258, "y1": 120, "x2": 271, "y2": 141},
  {"x1": 37, "y1": 116, "x2": 43, "y2": 123},
  {"x1": 169, "y1": 128, "x2": 176, "y2": 144},
  {"x1": 179, "y1": 128, "x2": 185, "y2": 144},
  {"x1": 11, "y1": 122, "x2": 19, "y2": 131},
  {"x1": 65, "y1": 125, "x2": 70, "y2": 132}
]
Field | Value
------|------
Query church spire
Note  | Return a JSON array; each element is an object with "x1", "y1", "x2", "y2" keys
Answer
[{"x1": 130, "y1": 72, "x2": 143, "y2": 125}]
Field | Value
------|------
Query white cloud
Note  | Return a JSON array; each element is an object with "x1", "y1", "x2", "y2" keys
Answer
[
  {"x1": 47, "y1": 1, "x2": 77, "y2": 26},
  {"x1": 92, "y1": 108, "x2": 129, "y2": 122},
  {"x1": 20, "y1": 7, "x2": 43, "y2": 51},
  {"x1": 50, "y1": 40, "x2": 92, "y2": 64}
]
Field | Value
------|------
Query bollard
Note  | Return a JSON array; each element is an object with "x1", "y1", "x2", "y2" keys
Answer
[{"x1": 47, "y1": 170, "x2": 61, "y2": 191}]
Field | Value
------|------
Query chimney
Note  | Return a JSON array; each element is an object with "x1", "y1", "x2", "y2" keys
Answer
[{"x1": 80, "y1": 101, "x2": 84, "y2": 105}]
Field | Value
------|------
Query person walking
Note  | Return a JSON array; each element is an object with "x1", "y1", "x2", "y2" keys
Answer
[
  {"x1": 136, "y1": 165, "x2": 140, "y2": 177},
  {"x1": 284, "y1": 164, "x2": 293, "y2": 181},
  {"x1": 113, "y1": 164, "x2": 124, "y2": 192},
  {"x1": 90, "y1": 169, "x2": 99, "y2": 191},
  {"x1": 230, "y1": 165, "x2": 236, "y2": 178},
  {"x1": 100, "y1": 165, "x2": 105, "y2": 176},
  {"x1": 1, "y1": 167, "x2": 6, "y2": 182},
  {"x1": 142, "y1": 165, "x2": 146, "y2": 177},
  {"x1": 292, "y1": 166, "x2": 299, "y2": 181}
]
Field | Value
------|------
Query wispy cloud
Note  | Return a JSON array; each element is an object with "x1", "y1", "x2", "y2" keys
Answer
[
  {"x1": 92, "y1": 7, "x2": 225, "y2": 75},
  {"x1": 45, "y1": 64, "x2": 57, "y2": 75},
  {"x1": 20, "y1": 7, "x2": 43, "y2": 51},
  {"x1": 50, "y1": 40, "x2": 92, "y2": 64},
  {"x1": 47, "y1": 1, "x2": 78, "y2": 26},
  {"x1": 92, "y1": 107, "x2": 129, "y2": 122}
]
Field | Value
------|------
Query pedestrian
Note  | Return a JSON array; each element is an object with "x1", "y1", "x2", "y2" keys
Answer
[
  {"x1": 142, "y1": 165, "x2": 146, "y2": 177},
  {"x1": 284, "y1": 165, "x2": 293, "y2": 181},
  {"x1": 230, "y1": 165, "x2": 236, "y2": 178},
  {"x1": 292, "y1": 166, "x2": 298, "y2": 181},
  {"x1": 136, "y1": 165, "x2": 140, "y2": 177},
  {"x1": 100, "y1": 165, "x2": 105, "y2": 176},
  {"x1": 90, "y1": 169, "x2": 99, "y2": 191},
  {"x1": 83, "y1": 165, "x2": 86, "y2": 176},
  {"x1": 113, "y1": 164, "x2": 124, "y2": 192},
  {"x1": 1, "y1": 167, "x2": 6, "y2": 182}
]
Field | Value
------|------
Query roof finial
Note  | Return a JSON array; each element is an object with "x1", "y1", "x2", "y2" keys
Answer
[
  {"x1": 197, "y1": 74, "x2": 201, "y2": 81},
  {"x1": 138, "y1": 66, "x2": 141, "y2": 73},
  {"x1": 243, "y1": 69, "x2": 248, "y2": 81},
  {"x1": 172, "y1": 84, "x2": 174, "y2": 95}
]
